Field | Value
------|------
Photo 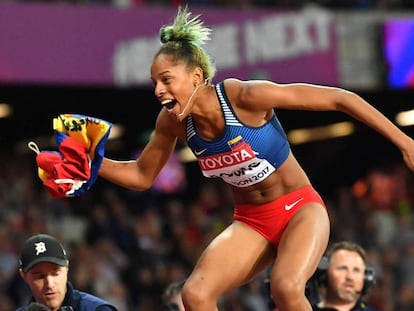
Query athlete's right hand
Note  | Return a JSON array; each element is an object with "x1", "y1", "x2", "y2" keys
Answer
[{"x1": 402, "y1": 139, "x2": 414, "y2": 172}]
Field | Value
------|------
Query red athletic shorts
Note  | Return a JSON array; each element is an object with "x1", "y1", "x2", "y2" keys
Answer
[{"x1": 234, "y1": 185, "x2": 326, "y2": 248}]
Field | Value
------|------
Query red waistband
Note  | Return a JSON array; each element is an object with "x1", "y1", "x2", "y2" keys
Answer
[{"x1": 235, "y1": 185, "x2": 319, "y2": 209}]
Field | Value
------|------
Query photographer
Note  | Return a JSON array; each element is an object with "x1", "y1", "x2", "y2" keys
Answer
[
  {"x1": 16, "y1": 233, "x2": 117, "y2": 311},
  {"x1": 312, "y1": 241, "x2": 377, "y2": 311}
]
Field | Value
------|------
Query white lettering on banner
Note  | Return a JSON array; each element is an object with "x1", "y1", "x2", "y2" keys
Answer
[
  {"x1": 113, "y1": 36, "x2": 159, "y2": 87},
  {"x1": 111, "y1": 8, "x2": 333, "y2": 87},
  {"x1": 309, "y1": 9, "x2": 331, "y2": 50},
  {"x1": 206, "y1": 23, "x2": 240, "y2": 70},
  {"x1": 245, "y1": 9, "x2": 332, "y2": 64}
]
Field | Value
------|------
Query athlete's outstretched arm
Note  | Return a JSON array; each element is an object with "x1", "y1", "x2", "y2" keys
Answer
[
  {"x1": 99, "y1": 111, "x2": 178, "y2": 191},
  {"x1": 231, "y1": 79, "x2": 414, "y2": 172}
]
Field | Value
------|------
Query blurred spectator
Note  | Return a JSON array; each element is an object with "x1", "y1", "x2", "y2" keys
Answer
[
  {"x1": 312, "y1": 241, "x2": 377, "y2": 310},
  {"x1": 16, "y1": 233, "x2": 117, "y2": 310},
  {"x1": 162, "y1": 278, "x2": 185, "y2": 311}
]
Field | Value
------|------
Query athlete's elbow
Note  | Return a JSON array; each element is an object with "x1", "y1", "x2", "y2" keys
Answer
[
  {"x1": 129, "y1": 179, "x2": 153, "y2": 192},
  {"x1": 137, "y1": 182, "x2": 153, "y2": 192},
  {"x1": 332, "y1": 88, "x2": 359, "y2": 111}
]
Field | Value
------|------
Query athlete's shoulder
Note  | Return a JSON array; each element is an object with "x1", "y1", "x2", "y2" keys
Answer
[
  {"x1": 222, "y1": 78, "x2": 244, "y2": 90},
  {"x1": 220, "y1": 78, "x2": 247, "y2": 106}
]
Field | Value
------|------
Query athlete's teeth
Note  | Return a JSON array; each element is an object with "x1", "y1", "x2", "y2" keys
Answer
[{"x1": 161, "y1": 99, "x2": 173, "y2": 105}]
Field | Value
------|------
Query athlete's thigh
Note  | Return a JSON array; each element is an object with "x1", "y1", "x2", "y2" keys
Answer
[
  {"x1": 272, "y1": 203, "x2": 330, "y2": 283},
  {"x1": 188, "y1": 221, "x2": 275, "y2": 296}
]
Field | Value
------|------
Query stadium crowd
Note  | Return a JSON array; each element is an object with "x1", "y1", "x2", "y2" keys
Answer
[{"x1": 0, "y1": 151, "x2": 413, "y2": 310}]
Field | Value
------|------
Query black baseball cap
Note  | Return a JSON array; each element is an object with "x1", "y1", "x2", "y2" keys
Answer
[{"x1": 20, "y1": 234, "x2": 68, "y2": 272}]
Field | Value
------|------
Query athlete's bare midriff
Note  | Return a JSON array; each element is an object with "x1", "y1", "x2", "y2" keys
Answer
[{"x1": 230, "y1": 152, "x2": 311, "y2": 205}]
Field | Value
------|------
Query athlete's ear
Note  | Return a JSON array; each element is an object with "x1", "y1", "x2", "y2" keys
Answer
[{"x1": 192, "y1": 67, "x2": 204, "y2": 86}]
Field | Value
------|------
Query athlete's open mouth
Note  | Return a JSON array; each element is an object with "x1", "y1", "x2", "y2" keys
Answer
[{"x1": 161, "y1": 99, "x2": 177, "y2": 110}]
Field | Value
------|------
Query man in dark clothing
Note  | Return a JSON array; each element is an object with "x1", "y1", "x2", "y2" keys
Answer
[
  {"x1": 311, "y1": 241, "x2": 376, "y2": 311},
  {"x1": 16, "y1": 233, "x2": 117, "y2": 311}
]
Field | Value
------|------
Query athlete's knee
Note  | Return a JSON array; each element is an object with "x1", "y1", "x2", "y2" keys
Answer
[
  {"x1": 181, "y1": 278, "x2": 216, "y2": 308},
  {"x1": 271, "y1": 275, "x2": 305, "y2": 307}
]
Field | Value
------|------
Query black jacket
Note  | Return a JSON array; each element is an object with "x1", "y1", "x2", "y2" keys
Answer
[{"x1": 16, "y1": 282, "x2": 117, "y2": 311}]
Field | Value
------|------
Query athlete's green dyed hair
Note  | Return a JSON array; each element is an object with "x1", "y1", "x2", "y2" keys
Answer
[{"x1": 155, "y1": 6, "x2": 216, "y2": 82}]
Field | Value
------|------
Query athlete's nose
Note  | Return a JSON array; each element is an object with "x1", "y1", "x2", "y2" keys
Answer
[{"x1": 154, "y1": 83, "x2": 165, "y2": 99}]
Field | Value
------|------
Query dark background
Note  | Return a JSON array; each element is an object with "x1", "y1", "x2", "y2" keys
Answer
[{"x1": 1, "y1": 84, "x2": 413, "y2": 198}]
